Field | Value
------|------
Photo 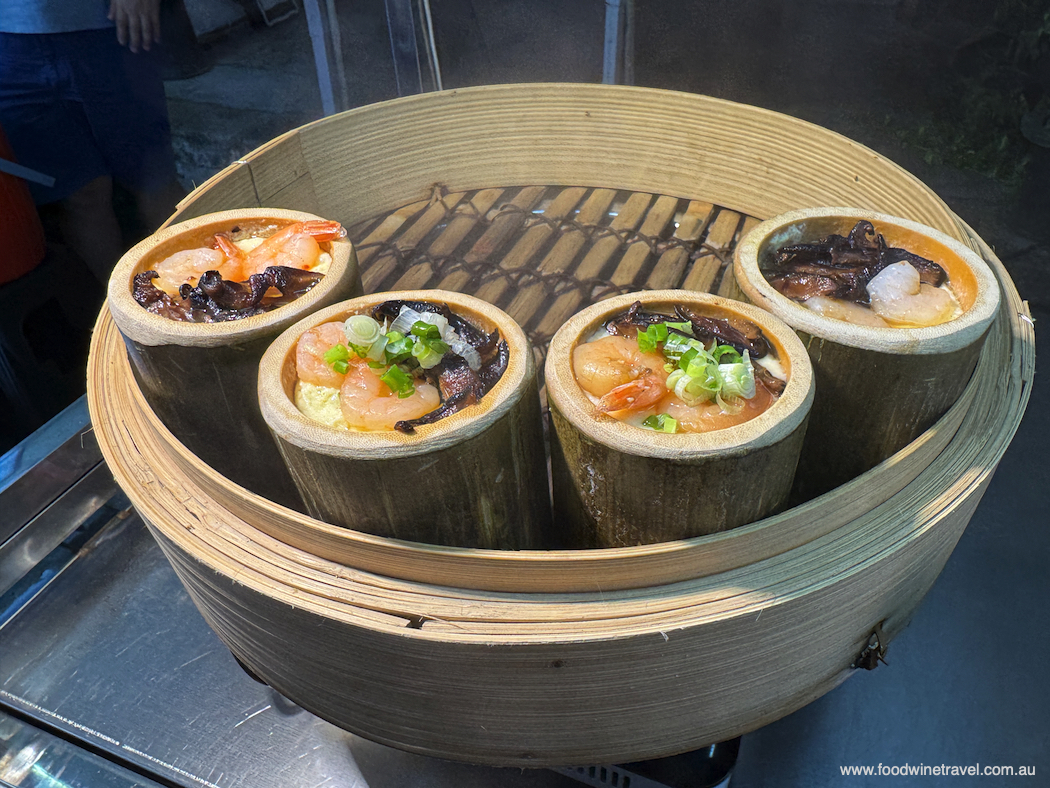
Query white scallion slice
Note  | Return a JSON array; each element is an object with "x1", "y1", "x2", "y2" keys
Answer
[
  {"x1": 718, "y1": 350, "x2": 756, "y2": 400},
  {"x1": 344, "y1": 314, "x2": 383, "y2": 348}
]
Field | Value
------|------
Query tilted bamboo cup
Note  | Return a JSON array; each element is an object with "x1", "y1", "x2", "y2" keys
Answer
[
  {"x1": 107, "y1": 208, "x2": 360, "y2": 509},
  {"x1": 545, "y1": 290, "x2": 814, "y2": 547},
  {"x1": 258, "y1": 289, "x2": 553, "y2": 549},
  {"x1": 733, "y1": 207, "x2": 1001, "y2": 500}
]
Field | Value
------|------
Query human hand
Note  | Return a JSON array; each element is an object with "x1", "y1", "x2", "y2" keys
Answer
[{"x1": 108, "y1": 0, "x2": 162, "y2": 53}]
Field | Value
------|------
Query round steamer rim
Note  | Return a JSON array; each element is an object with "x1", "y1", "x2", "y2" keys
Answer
[
  {"x1": 107, "y1": 207, "x2": 355, "y2": 348},
  {"x1": 259, "y1": 289, "x2": 533, "y2": 460},
  {"x1": 545, "y1": 290, "x2": 815, "y2": 459},
  {"x1": 733, "y1": 207, "x2": 1002, "y2": 355}
]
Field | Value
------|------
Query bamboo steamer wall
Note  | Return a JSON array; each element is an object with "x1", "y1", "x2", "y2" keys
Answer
[{"x1": 87, "y1": 84, "x2": 1035, "y2": 766}]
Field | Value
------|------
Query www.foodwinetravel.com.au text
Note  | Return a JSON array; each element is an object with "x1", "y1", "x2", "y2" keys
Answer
[{"x1": 840, "y1": 763, "x2": 1036, "y2": 777}]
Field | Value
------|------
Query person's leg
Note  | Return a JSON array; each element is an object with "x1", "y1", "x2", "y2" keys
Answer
[
  {"x1": 58, "y1": 175, "x2": 124, "y2": 282},
  {"x1": 69, "y1": 29, "x2": 187, "y2": 239},
  {"x1": 130, "y1": 176, "x2": 186, "y2": 234},
  {"x1": 0, "y1": 32, "x2": 123, "y2": 280}
]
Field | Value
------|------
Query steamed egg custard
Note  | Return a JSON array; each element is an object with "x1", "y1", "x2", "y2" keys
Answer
[
  {"x1": 294, "y1": 300, "x2": 508, "y2": 433},
  {"x1": 571, "y1": 302, "x2": 787, "y2": 434}
]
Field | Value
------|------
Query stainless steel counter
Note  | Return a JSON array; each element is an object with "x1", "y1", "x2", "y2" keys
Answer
[{"x1": 0, "y1": 399, "x2": 721, "y2": 788}]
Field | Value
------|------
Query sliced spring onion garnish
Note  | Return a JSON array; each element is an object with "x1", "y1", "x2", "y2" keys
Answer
[
  {"x1": 390, "y1": 306, "x2": 450, "y2": 338},
  {"x1": 637, "y1": 322, "x2": 668, "y2": 353},
  {"x1": 642, "y1": 414, "x2": 678, "y2": 433},
  {"x1": 366, "y1": 334, "x2": 389, "y2": 362},
  {"x1": 711, "y1": 345, "x2": 743, "y2": 365},
  {"x1": 344, "y1": 314, "x2": 383, "y2": 348},
  {"x1": 411, "y1": 320, "x2": 442, "y2": 340},
  {"x1": 658, "y1": 335, "x2": 756, "y2": 411},
  {"x1": 380, "y1": 365, "x2": 415, "y2": 398},
  {"x1": 323, "y1": 344, "x2": 351, "y2": 374},
  {"x1": 411, "y1": 338, "x2": 447, "y2": 369},
  {"x1": 637, "y1": 321, "x2": 694, "y2": 353},
  {"x1": 391, "y1": 305, "x2": 482, "y2": 371},
  {"x1": 383, "y1": 332, "x2": 414, "y2": 364},
  {"x1": 662, "y1": 332, "x2": 697, "y2": 361},
  {"x1": 718, "y1": 351, "x2": 756, "y2": 400}
]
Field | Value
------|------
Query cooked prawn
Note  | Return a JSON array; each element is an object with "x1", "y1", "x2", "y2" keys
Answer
[
  {"x1": 803, "y1": 295, "x2": 890, "y2": 328},
  {"x1": 663, "y1": 384, "x2": 776, "y2": 433},
  {"x1": 241, "y1": 220, "x2": 346, "y2": 278},
  {"x1": 340, "y1": 362, "x2": 440, "y2": 431},
  {"x1": 152, "y1": 244, "x2": 240, "y2": 294},
  {"x1": 573, "y1": 335, "x2": 668, "y2": 398},
  {"x1": 596, "y1": 374, "x2": 668, "y2": 414},
  {"x1": 866, "y1": 262, "x2": 959, "y2": 327},
  {"x1": 213, "y1": 232, "x2": 247, "y2": 280},
  {"x1": 296, "y1": 322, "x2": 349, "y2": 388}
]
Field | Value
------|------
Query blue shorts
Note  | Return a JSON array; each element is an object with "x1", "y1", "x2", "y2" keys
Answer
[{"x1": 0, "y1": 29, "x2": 177, "y2": 204}]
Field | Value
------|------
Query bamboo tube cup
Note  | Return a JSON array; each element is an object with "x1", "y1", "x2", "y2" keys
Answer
[
  {"x1": 545, "y1": 290, "x2": 815, "y2": 547},
  {"x1": 107, "y1": 208, "x2": 361, "y2": 509},
  {"x1": 733, "y1": 207, "x2": 1001, "y2": 500},
  {"x1": 258, "y1": 290, "x2": 553, "y2": 549}
]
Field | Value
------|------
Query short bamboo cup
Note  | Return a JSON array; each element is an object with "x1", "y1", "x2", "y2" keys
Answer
[
  {"x1": 107, "y1": 208, "x2": 360, "y2": 509},
  {"x1": 733, "y1": 207, "x2": 1001, "y2": 500},
  {"x1": 545, "y1": 290, "x2": 814, "y2": 548},
  {"x1": 258, "y1": 289, "x2": 553, "y2": 549}
]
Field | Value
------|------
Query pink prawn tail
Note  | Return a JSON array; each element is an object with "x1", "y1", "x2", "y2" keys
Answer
[
  {"x1": 298, "y1": 220, "x2": 347, "y2": 242},
  {"x1": 596, "y1": 373, "x2": 666, "y2": 415},
  {"x1": 213, "y1": 232, "x2": 246, "y2": 261}
]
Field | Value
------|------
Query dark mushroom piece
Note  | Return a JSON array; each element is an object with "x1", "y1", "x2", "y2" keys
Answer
[
  {"x1": 372, "y1": 300, "x2": 510, "y2": 434},
  {"x1": 134, "y1": 265, "x2": 323, "y2": 323},
  {"x1": 766, "y1": 220, "x2": 947, "y2": 305}
]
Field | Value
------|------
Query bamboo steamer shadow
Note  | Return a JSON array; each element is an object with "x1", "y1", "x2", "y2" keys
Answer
[
  {"x1": 733, "y1": 207, "x2": 1001, "y2": 500},
  {"x1": 545, "y1": 290, "x2": 814, "y2": 547},
  {"x1": 258, "y1": 290, "x2": 553, "y2": 548},
  {"x1": 107, "y1": 208, "x2": 361, "y2": 510}
]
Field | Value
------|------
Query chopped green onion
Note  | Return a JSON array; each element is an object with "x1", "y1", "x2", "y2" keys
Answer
[
  {"x1": 711, "y1": 345, "x2": 743, "y2": 365},
  {"x1": 637, "y1": 322, "x2": 669, "y2": 353},
  {"x1": 637, "y1": 330, "x2": 657, "y2": 354},
  {"x1": 411, "y1": 321, "x2": 442, "y2": 340},
  {"x1": 663, "y1": 332, "x2": 701, "y2": 361},
  {"x1": 344, "y1": 314, "x2": 383, "y2": 348},
  {"x1": 366, "y1": 334, "x2": 389, "y2": 362},
  {"x1": 383, "y1": 333, "x2": 414, "y2": 364},
  {"x1": 718, "y1": 351, "x2": 756, "y2": 400},
  {"x1": 323, "y1": 344, "x2": 351, "y2": 375},
  {"x1": 642, "y1": 414, "x2": 678, "y2": 433},
  {"x1": 380, "y1": 365, "x2": 415, "y2": 398},
  {"x1": 411, "y1": 339, "x2": 445, "y2": 369},
  {"x1": 665, "y1": 321, "x2": 693, "y2": 334}
]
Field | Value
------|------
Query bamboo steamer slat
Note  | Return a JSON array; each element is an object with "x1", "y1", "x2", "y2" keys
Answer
[{"x1": 87, "y1": 84, "x2": 1035, "y2": 765}]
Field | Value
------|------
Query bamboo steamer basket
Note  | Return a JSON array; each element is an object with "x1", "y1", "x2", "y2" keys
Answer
[
  {"x1": 258, "y1": 290, "x2": 552, "y2": 548},
  {"x1": 733, "y1": 207, "x2": 1001, "y2": 500},
  {"x1": 106, "y1": 208, "x2": 360, "y2": 509},
  {"x1": 545, "y1": 290, "x2": 813, "y2": 547},
  {"x1": 86, "y1": 84, "x2": 1034, "y2": 766}
]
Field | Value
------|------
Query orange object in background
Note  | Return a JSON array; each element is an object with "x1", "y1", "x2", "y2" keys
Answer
[{"x1": 0, "y1": 122, "x2": 46, "y2": 286}]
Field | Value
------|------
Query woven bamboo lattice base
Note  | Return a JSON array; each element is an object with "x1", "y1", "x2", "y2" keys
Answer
[
  {"x1": 88, "y1": 84, "x2": 1036, "y2": 767},
  {"x1": 351, "y1": 186, "x2": 753, "y2": 365}
]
